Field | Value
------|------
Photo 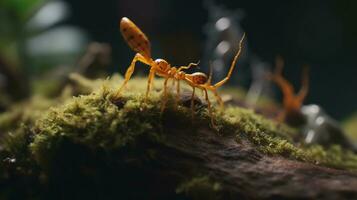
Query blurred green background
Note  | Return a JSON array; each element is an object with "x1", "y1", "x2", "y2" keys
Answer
[{"x1": 0, "y1": 0, "x2": 356, "y2": 120}]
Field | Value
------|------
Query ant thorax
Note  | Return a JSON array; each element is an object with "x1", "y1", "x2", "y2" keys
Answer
[
  {"x1": 174, "y1": 70, "x2": 185, "y2": 80},
  {"x1": 154, "y1": 59, "x2": 170, "y2": 75}
]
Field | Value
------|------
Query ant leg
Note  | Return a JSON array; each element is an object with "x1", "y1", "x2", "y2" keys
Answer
[
  {"x1": 161, "y1": 77, "x2": 170, "y2": 113},
  {"x1": 171, "y1": 78, "x2": 175, "y2": 90},
  {"x1": 175, "y1": 80, "x2": 180, "y2": 109},
  {"x1": 113, "y1": 53, "x2": 150, "y2": 99},
  {"x1": 212, "y1": 89, "x2": 224, "y2": 109},
  {"x1": 207, "y1": 61, "x2": 213, "y2": 84},
  {"x1": 213, "y1": 33, "x2": 245, "y2": 88},
  {"x1": 204, "y1": 89, "x2": 216, "y2": 129},
  {"x1": 190, "y1": 86, "x2": 196, "y2": 121},
  {"x1": 145, "y1": 68, "x2": 155, "y2": 102}
]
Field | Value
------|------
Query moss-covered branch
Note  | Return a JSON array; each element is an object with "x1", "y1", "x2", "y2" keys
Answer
[{"x1": 1, "y1": 75, "x2": 357, "y2": 199}]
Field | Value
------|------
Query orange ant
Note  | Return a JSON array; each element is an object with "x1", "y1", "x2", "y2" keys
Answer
[
  {"x1": 267, "y1": 56, "x2": 309, "y2": 126},
  {"x1": 113, "y1": 17, "x2": 245, "y2": 128},
  {"x1": 113, "y1": 17, "x2": 200, "y2": 101}
]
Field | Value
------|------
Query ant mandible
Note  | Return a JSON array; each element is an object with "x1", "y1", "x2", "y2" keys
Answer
[{"x1": 113, "y1": 17, "x2": 245, "y2": 128}]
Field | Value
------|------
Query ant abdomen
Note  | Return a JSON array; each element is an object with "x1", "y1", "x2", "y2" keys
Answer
[
  {"x1": 120, "y1": 17, "x2": 151, "y2": 59},
  {"x1": 187, "y1": 72, "x2": 208, "y2": 85}
]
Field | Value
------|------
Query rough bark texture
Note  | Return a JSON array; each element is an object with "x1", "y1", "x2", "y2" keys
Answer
[
  {"x1": 161, "y1": 128, "x2": 357, "y2": 200},
  {"x1": 39, "y1": 121, "x2": 357, "y2": 200}
]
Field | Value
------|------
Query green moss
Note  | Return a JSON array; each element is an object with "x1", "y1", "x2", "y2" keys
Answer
[
  {"x1": 0, "y1": 92, "x2": 71, "y2": 134},
  {"x1": 29, "y1": 88, "x2": 166, "y2": 168},
  {"x1": 2, "y1": 125, "x2": 31, "y2": 158},
  {"x1": 306, "y1": 145, "x2": 357, "y2": 169},
  {"x1": 214, "y1": 105, "x2": 307, "y2": 160},
  {"x1": 216, "y1": 106, "x2": 357, "y2": 169},
  {"x1": 176, "y1": 176, "x2": 221, "y2": 200},
  {"x1": 32, "y1": 78, "x2": 62, "y2": 97}
]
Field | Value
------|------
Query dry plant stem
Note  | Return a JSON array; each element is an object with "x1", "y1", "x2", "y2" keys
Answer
[
  {"x1": 268, "y1": 56, "x2": 309, "y2": 123},
  {"x1": 297, "y1": 66, "x2": 309, "y2": 102}
]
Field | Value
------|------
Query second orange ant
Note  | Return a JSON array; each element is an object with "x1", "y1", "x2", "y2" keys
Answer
[{"x1": 113, "y1": 17, "x2": 245, "y2": 128}]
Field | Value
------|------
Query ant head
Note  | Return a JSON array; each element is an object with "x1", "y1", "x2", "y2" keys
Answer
[
  {"x1": 154, "y1": 59, "x2": 170, "y2": 72},
  {"x1": 190, "y1": 72, "x2": 208, "y2": 85}
]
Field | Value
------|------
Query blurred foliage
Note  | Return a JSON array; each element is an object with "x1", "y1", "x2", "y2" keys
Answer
[
  {"x1": 0, "y1": 0, "x2": 45, "y2": 21},
  {"x1": 0, "y1": 0, "x2": 46, "y2": 56},
  {"x1": 0, "y1": 0, "x2": 48, "y2": 103},
  {"x1": 0, "y1": 0, "x2": 90, "y2": 104},
  {"x1": 343, "y1": 112, "x2": 357, "y2": 142}
]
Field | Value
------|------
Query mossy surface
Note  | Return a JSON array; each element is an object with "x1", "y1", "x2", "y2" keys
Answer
[
  {"x1": 343, "y1": 112, "x2": 357, "y2": 142},
  {"x1": 27, "y1": 77, "x2": 307, "y2": 169},
  {"x1": 0, "y1": 87, "x2": 72, "y2": 134},
  {"x1": 2, "y1": 75, "x2": 357, "y2": 168},
  {"x1": 176, "y1": 176, "x2": 221, "y2": 200},
  {"x1": 1, "y1": 75, "x2": 357, "y2": 199},
  {"x1": 30, "y1": 89, "x2": 166, "y2": 168},
  {"x1": 0, "y1": 96, "x2": 54, "y2": 133}
]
